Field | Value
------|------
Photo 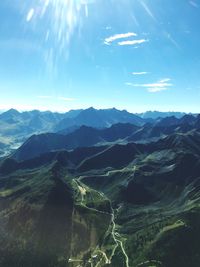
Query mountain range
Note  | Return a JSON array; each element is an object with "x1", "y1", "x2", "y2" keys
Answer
[
  {"x1": 12, "y1": 113, "x2": 200, "y2": 162},
  {"x1": 138, "y1": 111, "x2": 186, "y2": 119},
  {"x1": 0, "y1": 108, "x2": 188, "y2": 157},
  {"x1": 0, "y1": 108, "x2": 200, "y2": 267},
  {"x1": 0, "y1": 107, "x2": 145, "y2": 157}
]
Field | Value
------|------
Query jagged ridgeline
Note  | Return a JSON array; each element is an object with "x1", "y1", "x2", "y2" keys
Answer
[{"x1": 1, "y1": 110, "x2": 200, "y2": 266}]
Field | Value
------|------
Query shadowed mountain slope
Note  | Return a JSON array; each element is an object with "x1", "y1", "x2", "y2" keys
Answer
[{"x1": 12, "y1": 123, "x2": 139, "y2": 161}]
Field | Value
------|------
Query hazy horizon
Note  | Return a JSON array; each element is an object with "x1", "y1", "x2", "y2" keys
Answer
[{"x1": 0, "y1": 106, "x2": 195, "y2": 115}]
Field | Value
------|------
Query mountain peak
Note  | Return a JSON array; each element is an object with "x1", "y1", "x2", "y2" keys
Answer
[
  {"x1": 5, "y1": 108, "x2": 20, "y2": 115},
  {"x1": 85, "y1": 107, "x2": 96, "y2": 111}
]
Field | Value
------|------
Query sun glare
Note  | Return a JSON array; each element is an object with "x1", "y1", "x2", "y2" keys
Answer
[{"x1": 26, "y1": 0, "x2": 90, "y2": 56}]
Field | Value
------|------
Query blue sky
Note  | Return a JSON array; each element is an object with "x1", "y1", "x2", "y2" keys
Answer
[{"x1": 0, "y1": 0, "x2": 200, "y2": 112}]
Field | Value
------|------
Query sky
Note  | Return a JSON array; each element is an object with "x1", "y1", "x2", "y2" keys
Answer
[{"x1": 0, "y1": 0, "x2": 200, "y2": 113}]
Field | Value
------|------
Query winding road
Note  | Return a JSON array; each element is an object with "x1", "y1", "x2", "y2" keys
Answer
[{"x1": 70, "y1": 170, "x2": 132, "y2": 267}]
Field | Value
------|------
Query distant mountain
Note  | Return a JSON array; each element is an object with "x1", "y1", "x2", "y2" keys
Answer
[
  {"x1": 13, "y1": 114, "x2": 200, "y2": 162},
  {"x1": 1, "y1": 108, "x2": 196, "y2": 158},
  {"x1": 0, "y1": 108, "x2": 21, "y2": 122},
  {"x1": 13, "y1": 123, "x2": 139, "y2": 161},
  {"x1": 0, "y1": 108, "x2": 82, "y2": 138},
  {"x1": 62, "y1": 109, "x2": 83, "y2": 118},
  {"x1": 138, "y1": 111, "x2": 186, "y2": 119},
  {"x1": 155, "y1": 131, "x2": 200, "y2": 154},
  {"x1": 0, "y1": 109, "x2": 67, "y2": 157},
  {"x1": 155, "y1": 116, "x2": 180, "y2": 127},
  {"x1": 0, "y1": 108, "x2": 144, "y2": 157},
  {"x1": 54, "y1": 107, "x2": 145, "y2": 131},
  {"x1": 0, "y1": 109, "x2": 66, "y2": 134},
  {"x1": 127, "y1": 114, "x2": 200, "y2": 142}
]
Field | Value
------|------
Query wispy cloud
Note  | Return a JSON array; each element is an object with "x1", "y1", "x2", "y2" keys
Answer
[
  {"x1": 118, "y1": 39, "x2": 148, "y2": 46},
  {"x1": 37, "y1": 96, "x2": 75, "y2": 101},
  {"x1": 147, "y1": 87, "x2": 169, "y2": 93},
  {"x1": 132, "y1": 72, "x2": 149, "y2": 75},
  {"x1": 104, "y1": 32, "x2": 148, "y2": 47},
  {"x1": 104, "y1": 32, "x2": 137, "y2": 45},
  {"x1": 57, "y1": 96, "x2": 75, "y2": 101},
  {"x1": 37, "y1": 95, "x2": 53, "y2": 99},
  {"x1": 164, "y1": 32, "x2": 180, "y2": 49},
  {"x1": 126, "y1": 78, "x2": 173, "y2": 93},
  {"x1": 189, "y1": 1, "x2": 199, "y2": 8}
]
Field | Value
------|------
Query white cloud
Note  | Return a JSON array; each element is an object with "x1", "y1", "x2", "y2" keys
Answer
[
  {"x1": 104, "y1": 32, "x2": 137, "y2": 45},
  {"x1": 57, "y1": 97, "x2": 75, "y2": 101},
  {"x1": 159, "y1": 78, "x2": 171, "y2": 83},
  {"x1": 37, "y1": 95, "x2": 53, "y2": 99},
  {"x1": 147, "y1": 87, "x2": 169, "y2": 93},
  {"x1": 126, "y1": 78, "x2": 173, "y2": 93},
  {"x1": 118, "y1": 39, "x2": 148, "y2": 46},
  {"x1": 164, "y1": 32, "x2": 180, "y2": 49},
  {"x1": 80, "y1": 0, "x2": 95, "y2": 4},
  {"x1": 37, "y1": 96, "x2": 75, "y2": 101},
  {"x1": 132, "y1": 72, "x2": 149, "y2": 75},
  {"x1": 125, "y1": 82, "x2": 134, "y2": 86}
]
